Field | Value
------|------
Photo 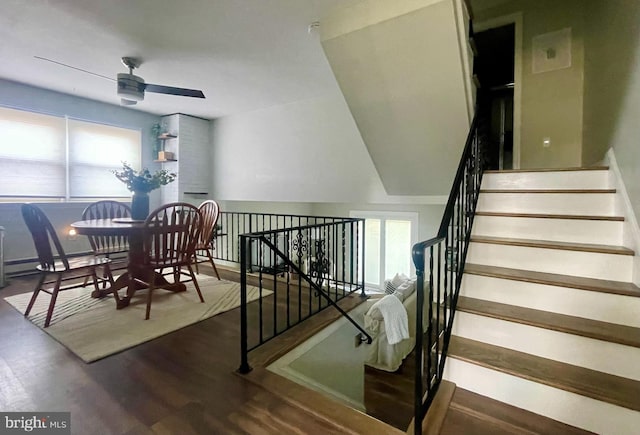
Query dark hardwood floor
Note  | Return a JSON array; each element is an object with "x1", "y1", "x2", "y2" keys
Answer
[
  {"x1": 1, "y1": 266, "x2": 597, "y2": 435},
  {"x1": 0, "y1": 267, "x2": 382, "y2": 435}
]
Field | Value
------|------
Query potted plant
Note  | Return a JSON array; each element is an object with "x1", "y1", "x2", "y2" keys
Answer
[{"x1": 112, "y1": 162, "x2": 177, "y2": 220}]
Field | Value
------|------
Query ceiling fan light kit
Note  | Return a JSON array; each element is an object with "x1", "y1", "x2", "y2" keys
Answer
[{"x1": 117, "y1": 73, "x2": 145, "y2": 102}]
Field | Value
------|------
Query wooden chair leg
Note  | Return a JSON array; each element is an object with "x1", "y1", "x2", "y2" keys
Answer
[
  {"x1": 145, "y1": 281, "x2": 155, "y2": 320},
  {"x1": 104, "y1": 263, "x2": 115, "y2": 286},
  {"x1": 206, "y1": 248, "x2": 220, "y2": 280},
  {"x1": 44, "y1": 275, "x2": 63, "y2": 328},
  {"x1": 194, "y1": 251, "x2": 200, "y2": 274},
  {"x1": 24, "y1": 274, "x2": 46, "y2": 317},
  {"x1": 100, "y1": 263, "x2": 111, "y2": 289},
  {"x1": 187, "y1": 264, "x2": 205, "y2": 303},
  {"x1": 90, "y1": 268, "x2": 101, "y2": 293}
]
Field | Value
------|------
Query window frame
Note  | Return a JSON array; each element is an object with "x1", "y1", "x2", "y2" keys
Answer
[
  {"x1": 350, "y1": 210, "x2": 419, "y2": 289},
  {"x1": 0, "y1": 105, "x2": 142, "y2": 202}
]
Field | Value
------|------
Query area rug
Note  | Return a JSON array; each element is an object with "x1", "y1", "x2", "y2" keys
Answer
[{"x1": 4, "y1": 275, "x2": 270, "y2": 363}]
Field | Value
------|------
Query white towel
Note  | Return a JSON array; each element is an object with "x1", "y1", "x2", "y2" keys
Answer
[{"x1": 371, "y1": 294, "x2": 409, "y2": 345}]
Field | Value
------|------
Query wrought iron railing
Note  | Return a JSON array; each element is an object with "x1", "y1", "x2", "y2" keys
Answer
[
  {"x1": 212, "y1": 212, "x2": 349, "y2": 267},
  {"x1": 235, "y1": 216, "x2": 370, "y2": 373},
  {"x1": 410, "y1": 111, "x2": 485, "y2": 434}
]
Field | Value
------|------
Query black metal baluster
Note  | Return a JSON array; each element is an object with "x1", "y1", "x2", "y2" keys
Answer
[
  {"x1": 286, "y1": 228, "x2": 291, "y2": 328},
  {"x1": 258, "y1": 238, "x2": 264, "y2": 344},
  {"x1": 271, "y1": 235, "x2": 277, "y2": 338},
  {"x1": 436, "y1": 242, "x2": 442, "y2": 378},
  {"x1": 413, "y1": 247, "x2": 425, "y2": 435},
  {"x1": 342, "y1": 223, "x2": 347, "y2": 292},
  {"x1": 238, "y1": 235, "x2": 251, "y2": 374}
]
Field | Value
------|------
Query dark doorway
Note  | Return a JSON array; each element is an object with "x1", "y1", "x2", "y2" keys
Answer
[{"x1": 474, "y1": 24, "x2": 515, "y2": 170}]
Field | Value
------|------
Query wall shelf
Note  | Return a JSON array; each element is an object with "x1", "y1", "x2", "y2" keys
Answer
[
  {"x1": 156, "y1": 133, "x2": 177, "y2": 161},
  {"x1": 158, "y1": 133, "x2": 177, "y2": 139}
]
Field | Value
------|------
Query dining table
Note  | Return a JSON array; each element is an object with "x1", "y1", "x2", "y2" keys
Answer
[{"x1": 71, "y1": 217, "x2": 187, "y2": 309}]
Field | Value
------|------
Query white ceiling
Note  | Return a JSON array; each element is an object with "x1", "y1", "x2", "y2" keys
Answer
[{"x1": 0, "y1": 0, "x2": 361, "y2": 120}]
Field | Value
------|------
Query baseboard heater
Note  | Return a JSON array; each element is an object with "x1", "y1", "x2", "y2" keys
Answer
[{"x1": 4, "y1": 250, "x2": 94, "y2": 280}]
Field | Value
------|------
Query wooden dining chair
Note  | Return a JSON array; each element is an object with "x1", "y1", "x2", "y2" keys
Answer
[
  {"x1": 81, "y1": 200, "x2": 131, "y2": 284},
  {"x1": 21, "y1": 203, "x2": 114, "y2": 327},
  {"x1": 193, "y1": 200, "x2": 221, "y2": 279},
  {"x1": 141, "y1": 202, "x2": 205, "y2": 319}
]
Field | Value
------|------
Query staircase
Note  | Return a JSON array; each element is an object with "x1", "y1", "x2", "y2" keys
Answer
[{"x1": 443, "y1": 166, "x2": 640, "y2": 434}]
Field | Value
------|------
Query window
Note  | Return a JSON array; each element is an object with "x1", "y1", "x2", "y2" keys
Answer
[
  {"x1": 0, "y1": 106, "x2": 141, "y2": 200},
  {"x1": 350, "y1": 211, "x2": 419, "y2": 289},
  {"x1": 0, "y1": 107, "x2": 66, "y2": 197},
  {"x1": 68, "y1": 119, "x2": 140, "y2": 198}
]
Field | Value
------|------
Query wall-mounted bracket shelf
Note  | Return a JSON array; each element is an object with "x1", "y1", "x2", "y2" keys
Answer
[{"x1": 158, "y1": 133, "x2": 177, "y2": 139}]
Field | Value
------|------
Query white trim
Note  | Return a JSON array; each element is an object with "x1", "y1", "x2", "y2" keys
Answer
[
  {"x1": 453, "y1": 0, "x2": 474, "y2": 122},
  {"x1": 474, "y1": 12, "x2": 523, "y2": 169},
  {"x1": 605, "y1": 148, "x2": 640, "y2": 286}
]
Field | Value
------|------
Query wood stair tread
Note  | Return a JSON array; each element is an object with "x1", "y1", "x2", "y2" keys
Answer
[
  {"x1": 470, "y1": 235, "x2": 635, "y2": 255},
  {"x1": 456, "y1": 295, "x2": 640, "y2": 348},
  {"x1": 484, "y1": 166, "x2": 609, "y2": 174},
  {"x1": 464, "y1": 263, "x2": 640, "y2": 297},
  {"x1": 442, "y1": 387, "x2": 595, "y2": 435},
  {"x1": 475, "y1": 211, "x2": 624, "y2": 221},
  {"x1": 448, "y1": 336, "x2": 640, "y2": 412},
  {"x1": 480, "y1": 188, "x2": 616, "y2": 194}
]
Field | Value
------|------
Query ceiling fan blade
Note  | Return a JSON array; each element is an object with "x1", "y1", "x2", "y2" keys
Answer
[
  {"x1": 34, "y1": 56, "x2": 115, "y2": 81},
  {"x1": 144, "y1": 83, "x2": 205, "y2": 98}
]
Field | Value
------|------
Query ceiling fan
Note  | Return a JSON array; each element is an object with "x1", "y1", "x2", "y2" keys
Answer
[
  {"x1": 34, "y1": 55, "x2": 205, "y2": 106},
  {"x1": 117, "y1": 57, "x2": 205, "y2": 105}
]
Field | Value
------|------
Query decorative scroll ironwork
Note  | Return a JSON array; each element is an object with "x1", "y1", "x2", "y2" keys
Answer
[
  {"x1": 292, "y1": 231, "x2": 308, "y2": 257},
  {"x1": 310, "y1": 239, "x2": 329, "y2": 288}
]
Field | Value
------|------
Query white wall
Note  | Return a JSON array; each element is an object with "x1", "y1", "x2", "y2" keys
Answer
[
  {"x1": 212, "y1": 91, "x2": 397, "y2": 203},
  {"x1": 583, "y1": 0, "x2": 640, "y2": 285},
  {"x1": 474, "y1": 0, "x2": 586, "y2": 169},
  {"x1": 210, "y1": 89, "x2": 452, "y2": 207},
  {"x1": 583, "y1": 0, "x2": 640, "y2": 219},
  {"x1": 321, "y1": 0, "x2": 470, "y2": 195}
]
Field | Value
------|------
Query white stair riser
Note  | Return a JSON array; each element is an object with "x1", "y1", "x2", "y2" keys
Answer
[
  {"x1": 460, "y1": 274, "x2": 640, "y2": 328},
  {"x1": 482, "y1": 170, "x2": 610, "y2": 190},
  {"x1": 467, "y1": 242, "x2": 633, "y2": 281},
  {"x1": 444, "y1": 358, "x2": 640, "y2": 435},
  {"x1": 452, "y1": 311, "x2": 640, "y2": 380},
  {"x1": 472, "y1": 215, "x2": 623, "y2": 245},
  {"x1": 476, "y1": 193, "x2": 615, "y2": 215}
]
